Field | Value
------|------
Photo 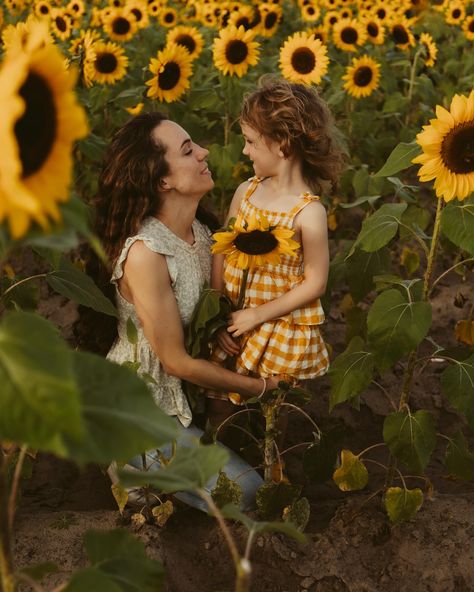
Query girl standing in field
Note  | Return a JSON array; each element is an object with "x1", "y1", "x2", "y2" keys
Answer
[{"x1": 209, "y1": 79, "x2": 345, "y2": 431}]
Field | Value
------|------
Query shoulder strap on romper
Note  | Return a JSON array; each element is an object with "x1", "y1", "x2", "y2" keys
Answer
[{"x1": 288, "y1": 194, "x2": 321, "y2": 218}]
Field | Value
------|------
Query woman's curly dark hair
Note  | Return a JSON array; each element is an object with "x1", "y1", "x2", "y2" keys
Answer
[
  {"x1": 75, "y1": 112, "x2": 219, "y2": 354},
  {"x1": 240, "y1": 78, "x2": 346, "y2": 194}
]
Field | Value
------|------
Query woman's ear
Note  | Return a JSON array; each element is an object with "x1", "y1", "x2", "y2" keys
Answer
[{"x1": 159, "y1": 177, "x2": 172, "y2": 191}]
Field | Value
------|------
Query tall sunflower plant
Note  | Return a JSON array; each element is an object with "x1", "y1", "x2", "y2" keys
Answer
[{"x1": 323, "y1": 90, "x2": 474, "y2": 524}]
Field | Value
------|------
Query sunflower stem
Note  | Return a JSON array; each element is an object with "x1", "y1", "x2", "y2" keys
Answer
[
  {"x1": 0, "y1": 451, "x2": 15, "y2": 592},
  {"x1": 404, "y1": 48, "x2": 423, "y2": 126},
  {"x1": 236, "y1": 268, "x2": 249, "y2": 310}
]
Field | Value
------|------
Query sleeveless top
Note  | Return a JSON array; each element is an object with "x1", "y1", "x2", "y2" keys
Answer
[
  {"x1": 106, "y1": 216, "x2": 212, "y2": 427},
  {"x1": 218, "y1": 176, "x2": 329, "y2": 380}
]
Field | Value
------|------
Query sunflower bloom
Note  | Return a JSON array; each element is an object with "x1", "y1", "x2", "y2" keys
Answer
[
  {"x1": 212, "y1": 211, "x2": 300, "y2": 270},
  {"x1": 279, "y1": 31, "x2": 329, "y2": 85},
  {"x1": 462, "y1": 15, "x2": 474, "y2": 41},
  {"x1": 419, "y1": 32, "x2": 437, "y2": 68},
  {"x1": 0, "y1": 23, "x2": 88, "y2": 238},
  {"x1": 166, "y1": 25, "x2": 204, "y2": 60},
  {"x1": 342, "y1": 55, "x2": 380, "y2": 98},
  {"x1": 213, "y1": 26, "x2": 260, "y2": 78},
  {"x1": 412, "y1": 90, "x2": 474, "y2": 202},
  {"x1": 333, "y1": 18, "x2": 367, "y2": 52},
  {"x1": 146, "y1": 43, "x2": 193, "y2": 102},
  {"x1": 84, "y1": 41, "x2": 129, "y2": 86}
]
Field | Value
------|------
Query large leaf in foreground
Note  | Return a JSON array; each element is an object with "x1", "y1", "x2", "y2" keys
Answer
[
  {"x1": 367, "y1": 288, "x2": 432, "y2": 370},
  {"x1": 383, "y1": 410, "x2": 436, "y2": 473},
  {"x1": 119, "y1": 444, "x2": 229, "y2": 492},
  {"x1": 0, "y1": 312, "x2": 82, "y2": 453},
  {"x1": 65, "y1": 352, "x2": 178, "y2": 464},
  {"x1": 355, "y1": 203, "x2": 407, "y2": 253},
  {"x1": 374, "y1": 142, "x2": 421, "y2": 177}
]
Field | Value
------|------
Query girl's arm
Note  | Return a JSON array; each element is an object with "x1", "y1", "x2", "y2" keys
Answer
[
  {"x1": 227, "y1": 201, "x2": 329, "y2": 337},
  {"x1": 210, "y1": 181, "x2": 249, "y2": 291},
  {"x1": 121, "y1": 241, "x2": 275, "y2": 397}
]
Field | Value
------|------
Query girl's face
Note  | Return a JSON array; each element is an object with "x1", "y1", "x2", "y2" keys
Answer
[
  {"x1": 241, "y1": 122, "x2": 283, "y2": 178},
  {"x1": 154, "y1": 120, "x2": 214, "y2": 197}
]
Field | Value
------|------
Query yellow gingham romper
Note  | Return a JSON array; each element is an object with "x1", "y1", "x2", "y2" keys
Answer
[{"x1": 215, "y1": 176, "x2": 329, "y2": 384}]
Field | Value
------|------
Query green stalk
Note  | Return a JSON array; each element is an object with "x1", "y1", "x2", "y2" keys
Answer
[
  {"x1": 236, "y1": 269, "x2": 249, "y2": 310},
  {"x1": 0, "y1": 453, "x2": 15, "y2": 592},
  {"x1": 263, "y1": 403, "x2": 277, "y2": 483}
]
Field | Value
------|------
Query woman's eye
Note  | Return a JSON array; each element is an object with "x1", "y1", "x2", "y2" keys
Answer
[{"x1": 185, "y1": 148, "x2": 193, "y2": 155}]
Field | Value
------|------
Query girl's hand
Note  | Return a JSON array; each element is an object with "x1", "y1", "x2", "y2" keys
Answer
[
  {"x1": 227, "y1": 308, "x2": 261, "y2": 337},
  {"x1": 216, "y1": 327, "x2": 241, "y2": 356}
]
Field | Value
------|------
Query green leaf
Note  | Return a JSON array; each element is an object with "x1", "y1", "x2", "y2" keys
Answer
[
  {"x1": 46, "y1": 259, "x2": 117, "y2": 317},
  {"x1": 367, "y1": 288, "x2": 432, "y2": 370},
  {"x1": 338, "y1": 195, "x2": 382, "y2": 209},
  {"x1": 78, "y1": 133, "x2": 108, "y2": 162},
  {"x1": 383, "y1": 410, "x2": 436, "y2": 473},
  {"x1": 64, "y1": 567, "x2": 123, "y2": 592},
  {"x1": 384, "y1": 487, "x2": 423, "y2": 523},
  {"x1": 352, "y1": 166, "x2": 369, "y2": 198},
  {"x1": 119, "y1": 444, "x2": 229, "y2": 493},
  {"x1": 333, "y1": 450, "x2": 368, "y2": 491},
  {"x1": 18, "y1": 562, "x2": 58, "y2": 581},
  {"x1": 355, "y1": 203, "x2": 407, "y2": 252},
  {"x1": 65, "y1": 352, "x2": 178, "y2": 464},
  {"x1": 255, "y1": 482, "x2": 302, "y2": 520},
  {"x1": 328, "y1": 337, "x2": 374, "y2": 411},
  {"x1": 126, "y1": 317, "x2": 138, "y2": 345},
  {"x1": 346, "y1": 247, "x2": 391, "y2": 302},
  {"x1": 220, "y1": 504, "x2": 307, "y2": 543},
  {"x1": 445, "y1": 430, "x2": 474, "y2": 481},
  {"x1": 303, "y1": 426, "x2": 344, "y2": 483},
  {"x1": 211, "y1": 471, "x2": 243, "y2": 508},
  {"x1": 0, "y1": 312, "x2": 83, "y2": 454},
  {"x1": 440, "y1": 196, "x2": 474, "y2": 255},
  {"x1": 374, "y1": 142, "x2": 421, "y2": 177},
  {"x1": 441, "y1": 354, "x2": 474, "y2": 429},
  {"x1": 399, "y1": 205, "x2": 431, "y2": 240},
  {"x1": 283, "y1": 496, "x2": 310, "y2": 532}
]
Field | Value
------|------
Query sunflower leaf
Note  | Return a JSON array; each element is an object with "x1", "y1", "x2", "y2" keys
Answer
[
  {"x1": 440, "y1": 196, "x2": 474, "y2": 255},
  {"x1": 445, "y1": 430, "x2": 474, "y2": 481},
  {"x1": 384, "y1": 487, "x2": 423, "y2": 523},
  {"x1": 355, "y1": 203, "x2": 407, "y2": 252},
  {"x1": 441, "y1": 354, "x2": 474, "y2": 429},
  {"x1": 374, "y1": 141, "x2": 421, "y2": 177}
]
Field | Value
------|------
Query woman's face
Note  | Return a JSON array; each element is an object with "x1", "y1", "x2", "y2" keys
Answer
[{"x1": 153, "y1": 120, "x2": 214, "y2": 197}]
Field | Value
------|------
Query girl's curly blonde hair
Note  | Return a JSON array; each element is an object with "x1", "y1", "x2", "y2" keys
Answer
[{"x1": 240, "y1": 78, "x2": 346, "y2": 194}]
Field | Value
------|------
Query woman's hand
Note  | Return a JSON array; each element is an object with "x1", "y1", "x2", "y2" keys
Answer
[
  {"x1": 227, "y1": 307, "x2": 261, "y2": 337},
  {"x1": 216, "y1": 327, "x2": 241, "y2": 356}
]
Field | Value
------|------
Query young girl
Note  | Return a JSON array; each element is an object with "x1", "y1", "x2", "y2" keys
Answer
[{"x1": 209, "y1": 79, "x2": 345, "y2": 429}]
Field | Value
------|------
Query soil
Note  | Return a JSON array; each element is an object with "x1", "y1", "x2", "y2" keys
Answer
[{"x1": 11, "y1": 256, "x2": 474, "y2": 592}]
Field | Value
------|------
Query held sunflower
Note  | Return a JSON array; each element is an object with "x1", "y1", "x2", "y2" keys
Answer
[
  {"x1": 342, "y1": 54, "x2": 380, "y2": 98},
  {"x1": 146, "y1": 42, "x2": 193, "y2": 102},
  {"x1": 211, "y1": 211, "x2": 300, "y2": 270},
  {"x1": 412, "y1": 90, "x2": 474, "y2": 202},
  {"x1": 0, "y1": 22, "x2": 88, "y2": 238},
  {"x1": 213, "y1": 25, "x2": 260, "y2": 78},
  {"x1": 279, "y1": 31, "x2": 329, "y2": 84}
]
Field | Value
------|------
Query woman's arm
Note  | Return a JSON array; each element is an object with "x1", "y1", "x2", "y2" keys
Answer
[
  {"x1": 121, "y1": 241, "x2": 271, "y2": 397},
  {"x1": 227, "y1": 201, "x2": 329, "y2": 337}
]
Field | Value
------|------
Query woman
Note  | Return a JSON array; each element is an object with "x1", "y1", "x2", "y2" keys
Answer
[{"x1": 88, "y1": 112, "x2": 278, "y2": 510}]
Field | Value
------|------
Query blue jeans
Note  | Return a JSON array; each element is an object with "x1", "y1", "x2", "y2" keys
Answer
[{"x1": 128, "y1": 422, "x2": 263, "y2": 513}]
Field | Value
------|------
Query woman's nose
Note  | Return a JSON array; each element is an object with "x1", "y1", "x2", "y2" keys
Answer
[{"x1": 197, "y1": 144, "x2": 209, "y2": 160}]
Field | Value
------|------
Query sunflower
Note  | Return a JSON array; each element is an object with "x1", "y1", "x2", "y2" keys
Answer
[
  {"x1": 126, "y1": 0, "x2": 150, "y2": 28},
  {"x1": 228, "y1": 5, "x2": 258, "y2": 31},
  {"x1": 67, "y1": 0, "x2": 85, "y2": 17},
  {"x1": 308, "y1": 25, "x2": 328, "y2": 44},
  {"x1": 126, "y1": 102, "x2": 144, "y2": 114},
  {"x1": 419, "y1": 32, "x2": 437, "y2": 67},
  {"x1": 342, "y1": 54, "x2": 380, "y2": 98},
  {"x1": 159, "y1": 6, "x2": 178, "y2": 27},
  {"x1": 444, "y1": 0, "x2": 465, "y2": 25},
  {"x1": 462, "y1": 15, "x2": 474, "y2": 41},
  {"x1": 167, "y1": 25, "x2": 203, "y2": 59},
  {"x1": 49, "y1": 8, "x2": 74, "y2": 41},
  {"x1": 69, "y1": 28, "x2": 100, "y2": 57},
  {"x1": 5, "y1": 0, "x2": 25, "y2": 16},
  {"x1": 84, "y1": 41, "x2": 128, "y2": 85},
  {"x1": 258, "y1": 4, "x2": 282, "y2": 37},
  {"x1": 412, "y1": 90, "x2": 474, "y2": 202},
  {"x1": 323, "y1": 9, "x2": 340, "y2": 28},
  {"x1": 388, "y1": 17, "x2": 415, "y2": 49},
  {"x1": 0, "y1": 22, "x2": 88, "y2": 238},
  {"x1": 213, "y1": 25, "x2": 260, "y2": 77},
  {"x1": 211, "y1": 211, "x2": 300, "y2": 270},
  {"x1": 102, "y1": 7, "x2": 138, "y2": 41},
  {"x1": 333, "y1": 18, "x2": 367, "y2": 52},
  {"x1": 34, "y1": 0, "x2": 52, "y2": 18},
  {"x1": 146, "y1": 42, "x2": 193, "y2": 102},
  {"x1": 279, "y1": 31, "x2": 328, "y2": 84},
  {"x1": 362, "y1": 16, "x2": 385, "y2": 44},
  {"x1": 147, "y1": 1, "x2": 161, "y2": 17},
  {"x1": 372, "y1": 3, "x2": 393, "y2": 22},
  {"x1": 301, "y1": 3, "x2": 321, "y2": 22}
]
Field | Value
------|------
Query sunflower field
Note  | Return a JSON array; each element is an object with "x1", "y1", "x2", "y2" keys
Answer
[{"x1": 0, "y1": 0, "x2": 474, "y2": 589}]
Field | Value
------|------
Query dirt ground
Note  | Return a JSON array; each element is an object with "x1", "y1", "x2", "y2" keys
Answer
[{"x1": 13, "y1": 265, "x2": 474, "y2": 592}]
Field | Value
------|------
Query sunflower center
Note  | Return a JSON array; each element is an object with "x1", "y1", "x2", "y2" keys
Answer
[
  {"x1": 235, "y1": 16, "x2": 251, "y2": 29},
  {"x1": 291, "y1": 47, "x2": 316, "y2": 74},
  {"x1": 226, "y1": 40, "x2": 248, "y2": 65},
  {"x1": 452, "y1": 8, "x2": 461, "y2": 18},
  {"x1": 96, "y1": 52, "x2": 118, "y2": 73},
  {"x1": 131, "y1": 8, "x2": 143, "y2": 21},
  {"x1": 441, "y1": 123, "x2": 474, "y2": 174},
  {"x1": 113, "y1": 17, "x2": 131, "y2": 35},
  {"x1": 14, "y1": 72, "x2": 57, "y2": 179},
  {"x1": 176, "y1": 34, "x2": 196, "y2": 54},
  {"x1": 264, "y1": 12, "x2": 277, "y2": 28},
  {"x1": 376, "y1": 8, "x2": 386, "y2": 19},
  {"x1": 234, "y1": 230, "x2": 278, "y2": 255},
  {"x1": 158, "y1": 62, "x2": 181, "y2": 90},
  {"x1": 469, "y1": 20, "x2": 474, "y2": 32},
  {"x1": 354, "y1": 66, "x2": 373, "y2": 87},
  {"x1": 164, "y1": 12, "x2": 175, "y2": 23},
  {"x1": 341, "y1": 27, "x2": 358, "y2": 44},
  {"x1": 39, "y1": 5, "x2": 49, "y2": 14},
  {"x1": 56, "y1": 16, "x2": 67, "y2": 32},
  {"x1": 367, "y1": 22, "x2": 378, "y2": 37},
  {"x1": 392, "y1": 25, "x2": 409, "y2": 44}
]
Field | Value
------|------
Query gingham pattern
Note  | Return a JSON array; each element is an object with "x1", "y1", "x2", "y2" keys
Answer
[{"x1": 211, "y1": 177, "x2": 329, "y2": 389}]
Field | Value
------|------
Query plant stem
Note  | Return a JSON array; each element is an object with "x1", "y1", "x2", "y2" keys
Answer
[
  {"x1": 280, "y1": 403, "x2": 321, "y2": 438},
  {"x1": 263, "y1": 403, "x2": 278, "y2": 482},
  {"x1": 429, "y1": 257, "x2": 474, "y2": 295},
  {"x1": 237, "y1": 269, "x2": 249, "y2": 310},
  {"x1": 8, "y1": 446, "x2": 27, "y2": 533},
  {"x1": 1, "y1": 274, "x2": 47, "y2": 301},
  {"x1": 404, "y1": 48, "x2": 423, "y2": 126},
  {"x1": 0, "y1": 452, "x2": 15, "y2": 592}
]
